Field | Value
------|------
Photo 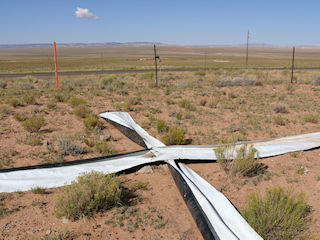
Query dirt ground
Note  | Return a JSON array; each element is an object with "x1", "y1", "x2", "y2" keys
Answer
[{"x1": 0, "y1": 71, "x2": 319, "y2": 239}]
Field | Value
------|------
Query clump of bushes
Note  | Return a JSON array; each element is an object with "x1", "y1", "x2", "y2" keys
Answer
[
  {"x1": 53, "y1": 92, "x2": 70, "y2": 103},
  {"x1": 241, "y1": 187, "x2": 312, "y2": 240},
  {"x1": 55, "y1": 134, "x2": 86, "y2": 156},
  {"x1": 155, "y1": 119, "x2": 168, "y2": 133},
  {"x1": 215, "y1": 77, "x2": 262, "y2": 87},
  {"x1": 214, "y1": 143, "x2": 263, "y2": 177},
  {"x1": 74, "y1": 104, "x2": 91, "y2": 118},
  {"x1": 9, "y1": 98, "x2": 21, "y2": 108},
  {"x1": 311, "y1": 76, "x2": 320, "y2": 85},
  {"x1": 55, "y1": 171, "x2": 123, "y2": 221},
  {"x1": 274, "y1": 104, "x2": 289, "y2": 114},
  {"x1": 0, "y1": 105, "x2": 12, "y2": 119},
  {"x1": 178, "y1": 99, "x2": 195, "y2": 111},
  {"x1": 83, "y1": 114, "x2": 103, "y2": 131},
  {"x1": 68, "y1": 96, "x2": 86, "y2": 108},
  {"x1": 23, "y1": 93, "x2": 37, "y2": 105},
  {"x1": 0, "y1": 80, "x2": 7, "y2": 89},
  {"x1": 161, "y1": 127, "x2": 186, "y2": 145},
  {"x1": 22, "y1": 116, "x2": 45, "y2": 133},
  {"x1": 303, "y1": 114, "x2": 318, "y2": 124}
]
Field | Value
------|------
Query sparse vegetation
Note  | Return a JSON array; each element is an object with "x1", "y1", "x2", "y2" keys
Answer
[
  {"x1": 31, "y1": 186, "x2": 46, "y2": 194},
  {"x1": 161, "y1": 127, "x2": 186, "y2": 145},
  {"x1": 22, "y1": 116, "x2": 45, "y2": 133},
  {"x1": 55, "y1": 134, "x2": 87, "y2": 156},
  {"x1": 214, "y1": 143, "x2": 263, "y2": 177},
  {"x1": 55, "y1": 171, "x2": 124, "y2": 221},
  {"x1": 241, "y1": 187, "x2": 312, "y2": 240},
  {"x1": 74, "y1": 104, "x2": 91, "y2": 118}
]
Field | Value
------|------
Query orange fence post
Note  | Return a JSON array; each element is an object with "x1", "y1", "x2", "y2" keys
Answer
[{"x1": 53, "y1": 42, "x2": 59, "y2": 91}]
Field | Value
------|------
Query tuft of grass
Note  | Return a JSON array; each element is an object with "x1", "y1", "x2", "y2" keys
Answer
[
  {"x1": 178, "y1": 99, "x2": 195, "y2": 111},
  {"x1": 273, "y1": 115, "x2": 288, "y2": 126},
  {"x1": 68, "y1": 96, "x2": 86, "y2": 108},
  {"x1": 9, "y1": 98, "x2": 21, "y2": 108},
  {"x1": 83, "y1": 114, "x2": 103, "y2": 131},
  {"x1": 23, "y1": 93, "x2": 37, "y2": 105},
  {"x1": 0, "y1": 105, "x2": 12, "y2": 119},
  {"x1": 274, "y1": 104, "x2": 289, "y2": 114},
  {"x1": 155, "y1": 119, "x2": 168, "y2": 133},
  {"x1": 241, "y1": 187, "x2": 312, "y2": 240},
  {"x1": 74, "y1": 104, "x2": 91, "y2": 118},
  {"x1": 0, "y1": 80, "x2": 7, "y2": 89},
  {"x1": 22, "y1": 116, "x2": 45, "y2": 133},
  {"x1": 56, "y1": 134, "x2": 87, "y2": 156},
  {"x1": 31, "y1": 186, "x2": 46, "y2": 194},
  {"x1": 94, "y1": 140, "x2": 115, "y2": 155},
  {"x1": 23, "y1": 134, "x2": 42, "y2": 146},
  {"x1": 303, "y1": 114, "x2": 318, "y2": 124},
  {"x1": 53, "y1": 92, "x2": 70, "y2": 103},
  {"x1": 161, "y1": 127, "x2": 186, "y2": 145},
  {"x1": 132, "y1": 181, "x2": 149, "y2": 191},
  {"x1": 296, "y1": 164, "x2": 306, "y2": 175},
  {"x1": 14, "y1": 113, "x2": 28, "y2": 122},
  {"x1": 214, "y1": 143, "x2": 263, "y2": 177},
  {"x1": 55, "y1": 171, "x2": 123, "y2": 221}
]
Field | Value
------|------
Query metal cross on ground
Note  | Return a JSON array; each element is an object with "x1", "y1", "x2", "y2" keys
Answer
[{"x1": 1, "y1": 112, "x2": 320, "y2": 239}]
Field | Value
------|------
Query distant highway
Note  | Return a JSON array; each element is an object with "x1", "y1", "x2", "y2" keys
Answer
[{"x1": 1, "y1": 67, "x2": 320, "y2": 78}]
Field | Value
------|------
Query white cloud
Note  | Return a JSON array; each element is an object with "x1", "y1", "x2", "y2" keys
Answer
[{"x1": 75, "y1": 7, "x2": 100, "y2": 19}]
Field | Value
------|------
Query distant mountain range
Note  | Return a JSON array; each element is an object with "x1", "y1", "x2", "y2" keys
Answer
[
  {"x1": 0, "y1": 42, "x2": 166, "y2": 49},
  {"x1": 0, "y1": 42, "x2": 319, "y2": 49}
]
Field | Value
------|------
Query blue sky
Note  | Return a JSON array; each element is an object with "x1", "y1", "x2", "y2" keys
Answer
[{"x1": 1, "y1": 0, "x2": 319, "y2": 46}]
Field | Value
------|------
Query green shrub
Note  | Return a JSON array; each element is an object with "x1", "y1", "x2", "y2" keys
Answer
[
  {"x1": 142, "y1": 72, "x2": 155, "y2": 80},
  {"x1": 14, "y1": 113, "x2": 28, "y2": 122},
  {"x1": 23, "y1": 93, "x2": 37, "y2": 105},
  {"x1": 22, "y1": 116, "x2": 45, "y2": 133},
  {"x1": 94, "y1": 140, "x2": 115, "y2": 155},
  {"x1": 178, "y1": 99, "x2": 195, "y2": 111},
  {"x1": 18, "y1": 82, "x2": 34, "y2": 90},
  {"x1": 31, "y1": 186, "x2": 46, "y2": 194},
  {"x1": 161, "y1": 127, "x2": 186, "y2": 145},
  {"x1": 194, "y1": 70, "x2": 206, "y2": 76},
  {"x1": 233, "y1": 144, "x2": 260, "y2": 176},
  {"x1": 68, "y1": 96, "x2": 86, "y2": 108},
  {"x1": 214, "y1": 143, "x2": 261, "y2": 177},
  {"x1": 199, "y1": 98, "x2": 207, "y2": 106},
  {"x1": 83, "y1": 114, "x2": 102, "y2": 130},
  {"x1": 74, "y1": 104, "x2": 91, "y2": 118},
  {"x1": 303, "y1": 114, "x2": 318, "y2": 124},
  {"x1": 53, "y1": 92, "x2": 70, "y2": 103},
  {"x1": 274, "y1": 104, "x2": 289, "y2": 114},
  {"x1": 155, "y1": 119, "x2": 168, "y2": 133},
  {"x1": 56, "y1": 135, "x2": 86, "y2": 156},
  {"x1": 241, "y1": 187, "x2": 312, "y2": 240},
  {"x1": 55, "y1": 171, "x2": 123, "y2": 221},
  {"x1": 0, "y1": 80, "x2": 7, "y2": 89},
  {"x1": 0, "y1": 105, "x2": 12, "y2": 119},
  {"x1": 9, "y1": 98, "x2": 21, "y2": 108},
  {"x1": 311, "y1": 76, "x2": 320, "y2": 85},
  {"x1": 24, "y1": 134, "x2": 42, "y2": 146},
  {"x1": 273, "y1": 115, "x2": 288, "y2": 126}
]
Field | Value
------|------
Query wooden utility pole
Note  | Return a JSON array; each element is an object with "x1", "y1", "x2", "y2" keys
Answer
[
  {"x1": 246, "y1": 30, "x2": 249, "y2": 67},
  {"x1": 291, "y1": 47, "x2": 295, "y2": 84},
  {"x1": 53, "y1": 42, "x2": 59, "y2": 91},
  {"x1": 205, "y1": 52, "x2": 207, "y2": 71},
  {"x1": 154, "y1": 45, "x2": 158, "y2": 88}
]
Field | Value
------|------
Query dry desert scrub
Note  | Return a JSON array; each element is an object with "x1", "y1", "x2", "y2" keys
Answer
[
  {"x1": 55, "y1": 171, "x2": 123, "y2": 221},
  {"x1": 241, "y1": 187, "x2": 313, "y2": 240}
]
